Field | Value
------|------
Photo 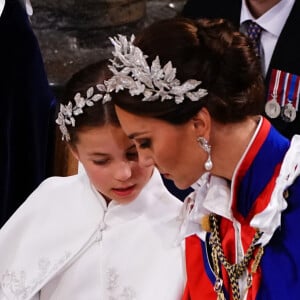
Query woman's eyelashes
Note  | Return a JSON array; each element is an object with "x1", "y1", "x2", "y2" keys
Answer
[
  {"x1": 136, "y1": 139, "x2": 151, "y2": 149},
  {"x1": 91, "y1": 151, "x2": 138, "y2": 165},
  {"x1": 93, "y1": 158, "x2": 110, "y2": 165}
]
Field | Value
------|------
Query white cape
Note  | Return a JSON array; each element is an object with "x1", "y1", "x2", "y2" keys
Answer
[{"x1": 0, "y1": 169, "x2": 185, "y2": 300}]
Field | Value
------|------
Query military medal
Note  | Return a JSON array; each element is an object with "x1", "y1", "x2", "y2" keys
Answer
[
  {"x1": 281, "y1": 102, "x2": 296, "y2": 122},
  {"x1": 265, "y1": 70, "x2": 283, "y2": 119},
  {"x1": 265, "y1": 96, "x2": 281, "y2": 118},
  {"x1": 281, "y1": 74, "x2": 299, "y2": 123}
]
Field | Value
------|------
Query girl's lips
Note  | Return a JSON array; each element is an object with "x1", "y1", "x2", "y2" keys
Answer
[{"x1": 112, "y1": 185, "x2": 135, "y2": 197}]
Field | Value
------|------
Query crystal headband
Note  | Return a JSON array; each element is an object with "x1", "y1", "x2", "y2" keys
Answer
[
  {"x1": 107, "y1": 34, "x2": 208, "y2": 104},
  {"x1": 56, "y1": 85, "x2": 111, "y2": 141},
  {"x1": 56, "y1": 34, "x2": 208, "y2": 142}
]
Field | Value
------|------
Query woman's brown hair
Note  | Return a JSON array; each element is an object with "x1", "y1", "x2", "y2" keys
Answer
[{"x1": 112, "y1": 17, "x2": 265, "y2": 124}]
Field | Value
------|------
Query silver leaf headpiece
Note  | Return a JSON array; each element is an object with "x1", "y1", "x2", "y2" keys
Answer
[
  {"x1": 55, "y1": 84, "x2": 111, "y2": 141},
  {"x1": 107, "y1": 34, "x2": 208, "y2": 104}
]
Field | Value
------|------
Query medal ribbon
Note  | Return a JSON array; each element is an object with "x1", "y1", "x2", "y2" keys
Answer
[
  {"x1": 272, "y1": 70, "x2": 281, "y2": 100},
  {"x1": 267, "y1": 69, "x2": 281, "y2": 102},
  {"x1": 285, "y1": 74, "x2": 298, "y2": 107},
  {"x1": 281, "y1": 73, "x2": 290, "y2": 107},
  {"x1": 294, "y1": 77, "x2": 300, "y2": 111}
]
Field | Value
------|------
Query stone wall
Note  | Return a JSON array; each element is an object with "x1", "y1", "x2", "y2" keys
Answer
[
  {"x1": 31, "y1": 0, "x2": 147, "y2": 30},
  {"x1": 31, "y1": 0, "x2": 185, "y2": 90}
]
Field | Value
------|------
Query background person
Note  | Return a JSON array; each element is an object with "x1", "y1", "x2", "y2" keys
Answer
[{"x1": 0, "y1": 0, "x2": 56, "y2": 227}]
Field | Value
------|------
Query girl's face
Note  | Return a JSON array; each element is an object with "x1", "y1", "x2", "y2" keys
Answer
[
  {"x1": 115, "y1": 106, "x2": 206, "y2": 189},
  {"x1": 72, "y1": 125, "x2": 153, "y2": 204}
]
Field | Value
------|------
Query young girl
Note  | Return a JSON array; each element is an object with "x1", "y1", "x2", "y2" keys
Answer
[{"x1": 0, "y1": 60, "x2": 185, "y2": 299}]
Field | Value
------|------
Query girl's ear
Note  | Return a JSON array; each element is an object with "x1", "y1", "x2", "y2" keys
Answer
[
  {"x1": 191, "y1": 107, "x2": 211, "y2": 138},
  {"x1": 68, "y1": 144, "x2": 79, "y2": 161}
]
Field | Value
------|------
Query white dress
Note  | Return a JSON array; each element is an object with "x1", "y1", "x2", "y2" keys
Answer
[{"x1": 0, "y1": 169, "x2": 186, "y2": 300}]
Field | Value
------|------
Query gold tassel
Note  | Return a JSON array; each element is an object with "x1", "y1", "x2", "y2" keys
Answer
[{"x1": 200, "y1": 215, "x2": 211, "y2": 232}]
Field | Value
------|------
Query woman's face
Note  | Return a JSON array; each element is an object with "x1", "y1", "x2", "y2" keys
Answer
[
  {"x1": 72, "y1": 125, "x2": 153, "y2": 204},
  {"x1": 115, "y1": 106, "x2": 206, "y2": 189}
]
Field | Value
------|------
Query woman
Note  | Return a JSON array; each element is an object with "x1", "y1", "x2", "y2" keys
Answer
[
  {"x1": 0, "y1": 60, "x2": 185, "y2": 299},
  {"x1": 107, "y1": 18, "x2": 300, "y2": 299}
]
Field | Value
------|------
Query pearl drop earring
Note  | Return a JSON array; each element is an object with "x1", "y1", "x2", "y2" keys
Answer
[{"x1": 197, "y1": 137, "x2": 213, "y2": 171}]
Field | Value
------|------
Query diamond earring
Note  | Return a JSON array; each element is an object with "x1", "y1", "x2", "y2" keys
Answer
[{"x1": 197, "y1": 137, "x2": 213, "y2": 171}]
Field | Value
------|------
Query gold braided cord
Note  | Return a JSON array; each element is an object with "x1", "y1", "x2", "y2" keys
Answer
[{"x1": 209, "y1": 214, "x2": 263, "y2": 300}]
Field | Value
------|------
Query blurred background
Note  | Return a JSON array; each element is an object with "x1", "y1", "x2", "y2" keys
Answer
[{"x1": 30, "y1": 0, "x2": 185, "y2": 96}]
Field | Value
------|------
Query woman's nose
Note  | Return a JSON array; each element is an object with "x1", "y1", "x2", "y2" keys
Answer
[{"x1": 114, "y1": 161, "x2": 132, "y2": 181}]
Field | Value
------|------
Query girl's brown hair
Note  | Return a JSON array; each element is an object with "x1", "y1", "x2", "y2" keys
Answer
[{"x1": 58, "y1": 59, "x2": 119, "y2": 145}]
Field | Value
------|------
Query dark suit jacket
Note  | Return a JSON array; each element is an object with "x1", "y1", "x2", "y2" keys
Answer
[
  {"x1": 181, "y1": 0, "x2": 300, "y2": 139},
  {"x1": 0, "y1": 0, "x2": 56, "y2": 227}
]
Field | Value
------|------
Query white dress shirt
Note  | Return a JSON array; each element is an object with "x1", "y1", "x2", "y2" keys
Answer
[
  {"x1": 0, "y1": 0, "x2": 5, "y2": 17},
  {"x1": 0, "y1": 0, "x2": 32, "y2": 18}
]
